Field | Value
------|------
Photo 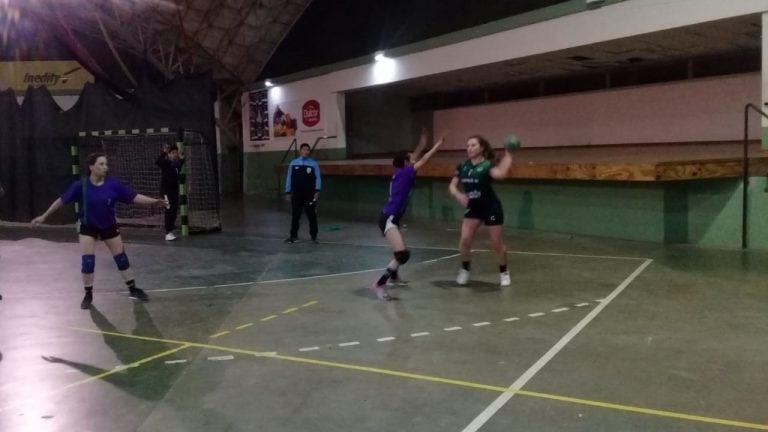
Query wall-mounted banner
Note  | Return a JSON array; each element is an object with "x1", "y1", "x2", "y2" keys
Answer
[
  {"x1": 0, "y1": 61, "x2": 93, "y2": 93},
  {"x1": 300, "y1": 99, "x2": 323, "y2": 132},
  {"x1": 249, "y1": 89, "x2": 270, "y2": 141},
  {"x1": 273, "y1": 101, "x2": 298, "y2": 138}
]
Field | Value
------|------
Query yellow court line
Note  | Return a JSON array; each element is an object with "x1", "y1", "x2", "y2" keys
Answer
[
  {"x1": 210, "y1": 331, "x2": 230, "y2": 338},
  {"x1": 282, "y1": 307, "x2": 299, "y2": 314},
  {"x1": 64, "y1": 326, "x2": 768, "y2": 431},
  {"x1": 302, "y1": 301, "x2": 318, "y2": 307},
  {"x1": 0, "y1": 344, "x2": 190, "y2": 413},
  {"x1": 235, "y1": 323, "x2": 254, "y2": 330},
  {"x1": 260, "y1": 315, "x2": 277, "y2": 321}
]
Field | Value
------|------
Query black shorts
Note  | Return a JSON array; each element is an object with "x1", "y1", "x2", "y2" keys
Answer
[
  {"x1": 79, "y1": 224, "x2": 121, "y2": 240},
  {"x1": 464, "y1": 200, "x2": 504, "y2": 226},
  {"x1": 378, "y1": 212, "x2": 401, "y2": 236}
]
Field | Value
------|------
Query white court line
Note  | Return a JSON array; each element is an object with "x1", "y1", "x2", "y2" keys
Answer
[
  {"x1": 377, "y1": 336, "x2": 396, "y2": 342},
  {"x1": 145, "y1": 254, "x2": 459, "y2": 293},
  {"x1": 528, "y1": 312, "x2": 545, "y2": 318},
  {"x1": 298, "y1": 346, "x2": 320, "y2": 352},
  {"x1": 472, "y1": 322, "x2": 491, "y2": 327},
  {"x1": 411, "y1": 332, "x2": 430, "y2": 337},
  {"x1": 575, "y1": 303, "x2": 590, "y2": 307},
  {"x1": 207, "y1": 355, "x2": 234, "y2": 361},
  {"x1": 164, "y1": 359, "x2": 188, "y2": 365},
  {"x1": 444, "y1": 326, "x2": 463, "y2": 331},
  {"x1": 502, "y1": 317, "x2": 520, "y2": 322},
  {"x1": 551, "y1": 307, "x2": 569, "y2": 313},
  {"x1": 461, "y1": 258, "x2": 653, "y2": 432},
  {"x1": 338, "y1": 341, "x2": 360, "y2": 347}
]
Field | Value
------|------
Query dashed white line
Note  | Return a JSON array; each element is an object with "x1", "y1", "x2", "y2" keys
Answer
[
  {"x1": 299, "y1": 346, "x2": 320, "y2": 352},
  {"x1": 164, "y1": 359, "x2": 188, "y2": 365},
  {"x1": 377, "y1": 336, "x2": 396, "y2": 342},
  {"x1": 444, "y1": 326, "x2": 462, "y2": 331},
  {"x1": 207, "y1": 355, "x2": 234, "y2": 361},
  {"x1": 472, "y1": 322, "x2": 491, "y2": 327},
  {"x1": 528, "y1": 312, "x2": 545, "y2": 317},
  {"x1": 338, "y1": 341, "x2": 360, "y2": 347},
  {"x1": 503, "y1": 317, "x2": 520, "y2": 322},
  {"x1": 411, "y1": 332, "x2": 430, "y2": 337},
  {"x1": 551, "y1": 308, "x2": 569, "y2": 313},
  {"x1": 575, "y1": 303, "x2": 590, "y2": 307}
]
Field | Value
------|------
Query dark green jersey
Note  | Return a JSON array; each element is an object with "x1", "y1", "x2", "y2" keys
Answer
[{"x1": 455, "y1": 159, "x2": 497, "y2": 203}]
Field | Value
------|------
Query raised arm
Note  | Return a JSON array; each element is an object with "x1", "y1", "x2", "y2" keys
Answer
[
  {"x1": 490, "y1": 150, "x2": 514, "y2": 180},
  {"x1": 409, "y1": 128, "x2": 429, "y2": 164},
  {"x1": 413, "y1": 136, "x2": 445, "y2": 171},
  {"x1": 31, "y1": 198, "x2": 64, "y2": 226}
]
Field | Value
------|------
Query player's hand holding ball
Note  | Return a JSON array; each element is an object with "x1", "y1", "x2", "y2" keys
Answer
[{"x1": 504, "y1": 134, "x2": 521, "y2": 152}]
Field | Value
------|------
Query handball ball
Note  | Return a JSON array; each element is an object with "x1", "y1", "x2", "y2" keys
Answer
[{"x1": 504, "y1": 134, "x2": 521, "y2": 150}]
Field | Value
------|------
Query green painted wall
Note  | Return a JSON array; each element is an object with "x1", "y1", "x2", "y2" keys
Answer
[
  {"x1": 244, "y1": 148, "x2": 347, "y2": 196},
  {"x1": 315, "y1": 175, "x2": 768, "y2": 250}
]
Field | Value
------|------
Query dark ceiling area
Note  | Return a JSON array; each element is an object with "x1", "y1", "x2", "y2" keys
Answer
[{"x1": 259, "y1": 0, "x2": 570, "y2": 80}]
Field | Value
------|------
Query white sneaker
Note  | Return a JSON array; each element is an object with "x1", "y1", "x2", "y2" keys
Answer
[
  {"x1": 165, "y1": 232, "x2": 177, "y2": 241},
  {"x1": 387, "y1": 277, "x2": 409, "y2": 287},
  {"x1": 456, "y1": 269, "x2": 470, "y2": 285},
  {"x1": 500, "y1": 271, "x2": 511, "y2": 287}
]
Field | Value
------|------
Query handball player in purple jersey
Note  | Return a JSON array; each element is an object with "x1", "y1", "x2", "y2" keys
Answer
[
  {"x1": 32, "y1": 153, "x2": 168, "y2": 310},
  {"x1": 371, "y1": 131, "x2": 445, "y2": 301}
]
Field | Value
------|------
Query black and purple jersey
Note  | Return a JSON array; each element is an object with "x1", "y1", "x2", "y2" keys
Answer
[
  {"x1": 61, "y1": 177, "x2": 137, "y2": 229},
  {"x1": 381, "y1": 164, "x2": 416, "y2": 217}
]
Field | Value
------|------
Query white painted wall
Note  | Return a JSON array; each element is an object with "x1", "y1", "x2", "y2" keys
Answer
[
  {"x1": 241, "y1": 0, "x2": 768, "y2": 153},
  {"x1": 434, "y1": 73, "x2": 761, "y2": 148}
]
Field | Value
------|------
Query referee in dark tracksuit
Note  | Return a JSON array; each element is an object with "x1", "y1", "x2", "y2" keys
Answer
[{"x1": 284, "y1": 143, "x2": 321, "y2": 243}]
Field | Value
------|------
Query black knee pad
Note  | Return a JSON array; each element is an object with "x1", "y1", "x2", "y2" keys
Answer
[
  {"x1": 394, "y1": 249, "x2": 411, "y2": 265},
  {"x1": 113, "y1": 252, "x2": 130, "y2": 271}
]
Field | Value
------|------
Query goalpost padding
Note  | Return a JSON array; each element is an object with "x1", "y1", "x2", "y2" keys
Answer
[{"x1": 75, "y1": 128, "x2": 221, "y2": 234}]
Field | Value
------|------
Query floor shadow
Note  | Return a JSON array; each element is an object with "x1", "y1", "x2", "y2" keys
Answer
[
  {"x1": 431, "y1": 280, "x2": 501, "y2": 293},
  {"x1": 41, "y1": 304, "x2": 187, "y2": 401}
]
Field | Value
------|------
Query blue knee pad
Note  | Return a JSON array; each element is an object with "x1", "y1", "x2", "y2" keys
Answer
[
  {"x1": 81, "y1": 254, "x2": 95, "y2": 274},
  {"x1": 113, "y1": 252, "x2": 130, "y2": 271}
]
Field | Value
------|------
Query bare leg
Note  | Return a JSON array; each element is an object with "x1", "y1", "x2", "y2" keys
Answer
[
  {"x1": 458, "y1": 218, "x2": 481, "y2": 262},
  {"x1": 79, "y1": 235, "x2": 96, "y2": 287},
  {"x1": 104, "y1": 236, "x2": 134, "y2": 283},
  {"x1": 487, "y1": 225, "x2": 507, "y2": 266}
]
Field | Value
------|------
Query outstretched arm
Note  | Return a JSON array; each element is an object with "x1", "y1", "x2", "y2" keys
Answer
[
  {"x1": 31, "y1": 198, "x2": 64, "y2": 226},
  {"x1": 413, "y1": 136, "x2": 445, "y2": 171},
  {"x1": 134, "y1": 194, "x2": 168, "y2": 208},
  {"x1": 409, "y1": 128, "x2": 429, "y2": 164}
]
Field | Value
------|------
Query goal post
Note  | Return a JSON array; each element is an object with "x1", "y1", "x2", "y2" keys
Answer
[{"x1": 75, "y1": 128, "x2": 221, "y2": 235}]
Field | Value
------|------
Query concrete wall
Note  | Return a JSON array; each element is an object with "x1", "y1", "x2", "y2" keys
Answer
[{"x1": 434, "y1": 73, "x2": 761, "y2": 149}]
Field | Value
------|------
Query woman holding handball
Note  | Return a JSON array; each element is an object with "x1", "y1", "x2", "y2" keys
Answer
[
  {"x1": 449, "y1": 134, "x2": 518, "y2": 286},
  {"x1": 31, "y1": 153, "x2": 168, "y2": 309}
]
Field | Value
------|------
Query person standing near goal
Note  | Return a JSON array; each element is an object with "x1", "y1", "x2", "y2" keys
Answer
[
  {"x1": 284, "y1": 143, "x2": 321, "y2": 243},
  {"x1": 31, "y1": 153, "x2": 168, "y2": 309},
  {"x1": 156, "y1": 144, "x2": 185, "y2": 241}
]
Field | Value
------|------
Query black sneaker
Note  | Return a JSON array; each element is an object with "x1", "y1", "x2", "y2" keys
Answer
[
  {"x1": 129, "y1": 287, "x2": 150, "y2": 302},
  {"x1": 80, "y1": 292, "x2": 93, "y2": 309},
  {"x1": 284, "y1": 237, "x2": 297, "y2": 243}
]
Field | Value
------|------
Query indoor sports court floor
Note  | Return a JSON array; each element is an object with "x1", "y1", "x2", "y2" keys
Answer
[{"x1": 0, "y1": 199, "x2": 766, "y2": 432}]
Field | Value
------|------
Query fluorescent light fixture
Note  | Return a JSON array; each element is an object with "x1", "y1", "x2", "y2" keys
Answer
[
  {"x1": 374, "y1": 52, "x2": 387, "y2": 62},
  {"x1": 265, "y1": 79, "x2": 274, "y2": 87}
]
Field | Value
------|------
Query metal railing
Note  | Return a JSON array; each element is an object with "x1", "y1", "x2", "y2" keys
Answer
[{"x1": 742, "y1": 103, "x2": 768, "y2": 249}]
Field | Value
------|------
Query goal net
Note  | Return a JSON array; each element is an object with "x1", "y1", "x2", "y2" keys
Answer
[{"x1": 76, "y1": 129, "x2": 221, "y2": 233}]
